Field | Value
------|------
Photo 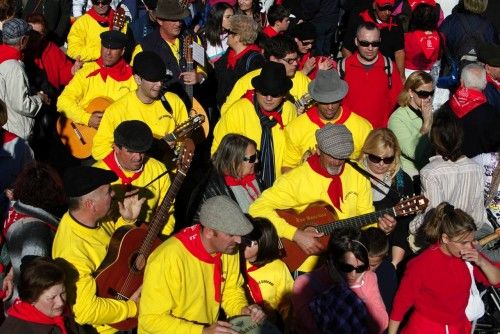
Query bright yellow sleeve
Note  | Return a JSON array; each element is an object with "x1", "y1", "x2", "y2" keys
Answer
[
  {"x1": 220, "y1": 254, "x2": 249, "y2": 317},
  {"x1": 91, "y1": 97, "x2": 124, "y2": 160},
  {"x1": 220, "y1": 69, "x2": 260, "y2": 115},
  {"x1": 57, "y1": 65, "x2": 94, "y2": 126}
]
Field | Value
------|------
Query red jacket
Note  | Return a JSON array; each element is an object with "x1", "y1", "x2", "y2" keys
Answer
[
  {"x1": 34, "y1": 41, "x2": 74, "y2": 90},
  {"x1": 341, "y1": 52, "x2": 402, "y2": 128}
]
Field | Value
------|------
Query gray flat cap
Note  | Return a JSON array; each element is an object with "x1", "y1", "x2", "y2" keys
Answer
[{"x1": 200, "y1": 196, "x2": 253, "y2": 236}]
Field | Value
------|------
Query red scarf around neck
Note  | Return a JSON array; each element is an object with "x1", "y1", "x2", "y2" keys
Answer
[
  {"x1": 86, "y1": 57, "x2": 133, "y2": 82},
  {"x1": 306, "y1": 105, "x2": 351, "y2": 128},
  {"x1": 449, "y1": 86, "x2": 487, "y2": 118},
  {"x1": 359, "y1": 10, "x2": 398, "y2": 31},
  {"x1": 224, "y1": 174, "x2": 260, "y2": 201},
  {"x1": 103, "y1": 151, "x2": 143, "y2": 187},
  {"x1": 175, "y1": 224, "x2": 223, "y2": 303},
  {"x1": 246, "y1": 264, "x2": 264, "y2": 305},
  {"x1": 227, "y1": 44, "x2": 261, "y2": 69},
  {"x1": 307, "y1": 154, "x2": 344, "y2": 211},
  {"x1": 8, "y1": 299, "x2": 67, "y2": 334},
  {"x1": 86, "y1": 7, "x2": 115, "y2": 29},
  {"x1": 0, "y1": 44, "x2": 22, "y2": 63},
  {"x1": 244, "y1": 90, "x2": 284, "y2": 129}
]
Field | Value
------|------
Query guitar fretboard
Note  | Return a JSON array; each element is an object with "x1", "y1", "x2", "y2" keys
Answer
[{"x1": 316, "y1": 207, "x2": 395, "y2": 235}]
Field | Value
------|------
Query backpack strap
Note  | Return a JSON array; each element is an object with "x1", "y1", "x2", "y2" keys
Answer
[
  {"x1": 383, "y1": 55, "x2": 393, "y2": 89},
  {"x1": 245, "y1": 52, "x2": 259, "y2": 72}
]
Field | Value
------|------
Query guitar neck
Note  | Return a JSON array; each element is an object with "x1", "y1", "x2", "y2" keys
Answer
[
  {"x1": 316, "y1": 207, "x2": 395, "y2": 235},
  {"x1": 185, "y1": 62, "x2": 194, "y2": 101}
]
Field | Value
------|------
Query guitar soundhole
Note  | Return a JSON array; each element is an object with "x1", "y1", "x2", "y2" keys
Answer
[{"x1": 131, "y1": 253, "x2": 146, "y2": 272}]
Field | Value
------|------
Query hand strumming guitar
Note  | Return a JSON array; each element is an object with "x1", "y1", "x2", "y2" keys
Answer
[
  {"x1": 118, "y1": 191, "x2": 146, "y2": 222},
  {"x1": 293, "y1": 228, "x2": 325, "y2": 255}
]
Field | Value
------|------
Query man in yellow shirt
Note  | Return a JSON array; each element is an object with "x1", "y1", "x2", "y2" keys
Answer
[
  {"x1": 94, "y1": 120, "x2": 175, "y2": 235},
  {"x1": 212, "y1": 61, "x2": 296, "y2": 190},
  {"x1": 139, "y1": 195, "x2": 266, "y2": 333},
  {"x1": 249, "y1": 124, "x2": 396, "y2": 271},
  {"x1": 57, "y1": 31, "x2": 136, "y2": 131},
  {"x1": 92, "y1": 51, "x2": 189, "y2": 161},
  {"x1": 53, "y1": 166, "x2": 144, "y2": 333},
  {"x1": 282, "y1": 69, "x2": 373, "y2": 172}
]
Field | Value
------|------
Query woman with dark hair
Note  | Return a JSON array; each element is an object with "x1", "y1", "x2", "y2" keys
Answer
[
  {"x1": 389, "y1": 202, "x2": 500, "y2": 334},
  {"x1": 242, "y1": 217, "x2": 293, "y2": 324},
  {"x1": 201, "y1": 2, "x2": 234, "y2": 64},
  {"x1": 0, "y1": 256, "x2": 84, "y2": 333},
  {"x1": 292, "y1": 228, "x2": 388, "y2": 334},
  {"x1": 2, "y1": 162, "x2": 66, "y2": 303},
  {"x1": 234, "y1": 0, "x2": 263, "y2": 26}
]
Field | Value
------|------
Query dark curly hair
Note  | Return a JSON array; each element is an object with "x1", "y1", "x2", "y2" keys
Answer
[{"x1": 408, "y1": 4, "x2": 440, "y2": 32}]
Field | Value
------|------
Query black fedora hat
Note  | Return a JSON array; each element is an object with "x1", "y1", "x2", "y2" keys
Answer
[
  {"x1": 251, "y1": 62, "x2": 293, "y2": 97},
  {"x1": 155, "y1": 0, "x2": 190, "y2": 20}
]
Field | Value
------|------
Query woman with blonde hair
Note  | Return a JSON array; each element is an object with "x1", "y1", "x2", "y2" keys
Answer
[
  {"x1": 358, "y1": 128, "x2": 414, "y2": 268},
  {"x1": 388, "y1": 71, "x2": 434, "y2": 179}
]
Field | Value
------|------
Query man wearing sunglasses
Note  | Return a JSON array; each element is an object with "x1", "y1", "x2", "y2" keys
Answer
[
  {"x1": 213, "y1": 61, "x2": 296, "y2": 190},
  {"x1": 250, "y1": 124, "x2": 396, "y2": 272},
  {"x1": 341, "y1": 0, "x2": 405, "y2": 78},
  {"x1": 339, "y1": 22, "x2": 403, "y2": 128},
  {"x1": 67, "y1": 0, "x2": 129, "y2": 62}
]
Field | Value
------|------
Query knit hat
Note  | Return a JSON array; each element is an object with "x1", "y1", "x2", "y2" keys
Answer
[
  {"x1": 2, "y1": 18, "x2": 31, "y2": 40},
  {"x1": 100, "y1": 30, "x2": 128, "y2": 49},
  {"x1": 155, "y1": 0, "x2": 190, "y2": 20},
  {"x1": 251, "y1": 61, "x2": 293, "y2": 96},
  {"x1": 114, "y1": 120, "x2": 153, "y2": 153},
  {"x1": 308, "y1": 70, "x2": 349, "y2": 103},
  {"x1": 133, "y1": 51, "x2": 166, "y2": 82},
  {"x1": 315, "y1": 124, "x2": 354, "y2": 159},
  {"x1": 199, "y1": 196, "x2": 253, "y2": 236},
  {"x1": 477, "y1": 43, "x2": 500, "y2": 67},
  {"x1": 64, "y1": 166, "x2": 118, "y2": 197}
]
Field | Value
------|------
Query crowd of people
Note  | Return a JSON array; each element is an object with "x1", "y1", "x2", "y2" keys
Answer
[{"x1": 0, "y1": 0, "x2": 499, "y2": 333}]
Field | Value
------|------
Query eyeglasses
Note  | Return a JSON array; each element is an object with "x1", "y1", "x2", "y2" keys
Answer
[
  {"x1": 367, "y1": 154, "x2": 395, "y2": 164},
  {"x1": 414, "y1": 89, "x2": 435, "y2": 99},
  {"x1": 376, "y1": 4, "x2": 394, "y2": 11},
  {"x1": 337, "y1": 262, "x2": 368, "y2": 273},
  {"x1": 358, "y1": 40, "x2": 381, "y2": 48},
  {"x1": 241, "y1": 237, "x2": 258, "y2": 247},
  {"x1": 282, "y1": 57, "x2": 298, "y2": 65},
  {"x1": 243, "y1": 152, "x2": 258, "y2": 163}
]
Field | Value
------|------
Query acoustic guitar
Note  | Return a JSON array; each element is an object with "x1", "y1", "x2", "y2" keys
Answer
[
  {"x1": 94, "y1": 142, "x2": 194, "y2": 330},
  {"x1": 277, "y1": 195, "x2": 428, "y2": 272}
]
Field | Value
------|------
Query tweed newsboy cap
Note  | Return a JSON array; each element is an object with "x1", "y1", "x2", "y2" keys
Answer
[
  {"x1": 315, "y1": 124, "x2": 354, "y2": 159},
  {"x1": 114, "y1": 120, "x2": 153, "y2": 153},
  {"x1": 200, "y1": 196, "x2": 253, "y2": 236},
  {"x1": 64, "y1": 166, "x2": 117, "y2": 197},
  {"x1": 2, "y1": 18, "x2": 31, "y2": 40}
]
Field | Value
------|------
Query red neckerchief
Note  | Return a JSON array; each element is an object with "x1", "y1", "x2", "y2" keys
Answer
[
  {"x1": 306, "y1": 105, "x2": 351, "y2": 128},
  {"x1": 224, "y1": 174, "x2": 260, "y2": 201},
  {"x1": 86, "y1": 7, "x2": 115, "y2": 30},
  {"x1": 298, "y1": 51, "x2": 312, "y2": 71},
  {"x1": 0, "y1": 44, "x2": 22, "y2": 63},
  {"x1": 262, "y1": 26, "x2": 279, "y2": 38},
  {"x1": 2, "y1": 129, "x2": 17, "y2": 144},
  {"x1": 86, "y1": 58, "x2": 133, "y2": 82},
  {"x1": 307, "y1": 154, "x2": 343, "y2": 211},
  {"x1": 408, "y1": 0, "x2": 436, "y2": 10},
  {"x1": 359, "y1": 9, "x2": 397, "y2": 31},
  {"x1": 175, "y1": 224, "x2": 223, "y2": 303},
  {"x1": 244, "y1": 90, "x2": 284, "y2": 129},
  {"x1": 413, "y1": 30, "x2": 439, "y2": 60},
  {"x1": 246, "y1": 264, "x2": 264, "y2": 305},
  {"x1": 227, "y1": 44, "x2": 261, "y2": 69},
  {"x1": 450, "y1": 86, "x2": 487, "y2": 118},
  {"x1": 103, "y1": 151, "x2": 143, "y2": 188},
  {"x1": 487, "y1": 73, "x2": 500, "y2": 90},
  {"x1": 7, "y1": 299, "x2": 67, "y2": 334}
]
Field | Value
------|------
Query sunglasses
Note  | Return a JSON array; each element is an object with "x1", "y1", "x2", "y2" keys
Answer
[
  {"x1": 243, "y1": 152, "x2": 258, "y2": 163},
  {"x1": 300, "y1": 40, "x2": 314, "y2": 46},
  {"x1": 337, "y1": 262, "x2": 368, "y2": 273},
  {"x1": 241, "y1": 237, "x2": 258, "y2": 247},
  {"x1": 368, "y1": 154, "x2": 395, "y2": 164},
  {"x1": 414, "y1": 89, "x2": 435, "y2": 99},
  {"x1": 358, "y1": 40, "x2": 381, "y2": 48},
  {"x1": 376, "y1": 4, "x2": 394, "y2": 11},
  {"x1": 258, "y1": 91, "x2": 283, "y2": 98},
  {"x1": 282, "y1": 57, "x2": 298, "y2": 65},
  {"x1": 92, "y1": 0, "x2": 111, "y2": 4}
]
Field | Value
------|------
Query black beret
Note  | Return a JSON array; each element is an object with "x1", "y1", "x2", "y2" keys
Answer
[
  {"x1": 133, "y1": 51, "x2": 166, "y2": 82},
  {"x1": 64, "y1": 166, "x2": 118, "y2": 197},
  {"x1": 100, "y1": 30, "x2": 128, "y2": 49},
  {"x1": 477, "y1": 43, "x2": 500, "y2": 67},
  {"x1": 114, "y1": 120, "x2": 153, "y2": 153}
]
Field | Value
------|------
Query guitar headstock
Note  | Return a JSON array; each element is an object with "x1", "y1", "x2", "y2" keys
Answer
[
  {"x1": 394, "y1": 195, "x2": 429, "y2": 217},
  {"x1": 176, "y1": 139, "x2": 195, "y2": 174},
  {"x1": 112, "y1": 7, "x2": 126, "y2": 31}
]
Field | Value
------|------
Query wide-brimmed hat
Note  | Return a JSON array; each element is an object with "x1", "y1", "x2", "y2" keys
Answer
[
  {"x1": 308, "y1": 70, "x2": 349, "y2": 103},
  {"x1": 251, "y1": 62, "x2": 293, "y2": 96},
  {"x1": 155, "y1": 0, "x2": 190, "y2": 20}
]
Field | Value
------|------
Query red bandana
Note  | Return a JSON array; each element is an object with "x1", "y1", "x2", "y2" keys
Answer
[
  {"x1": 103, "y1": 151, "x2": 143, "y2": 189},
  {"x1": 7, "y1": 299, "x2": 68, "y2": 334},
  {"x1": 413, "y1": 30, "x2": 440, "y2": 60},
  {"x1": 226, "y1": 44, "x2": 261, "y2": 69},
  {"x1": 0, "y1": 44, "x2": 22, "y2": 63},
  {"x1": 175, "y1": 224, "x2": 223, "y2": 303},
  {"x1": 86, "y1": 58, "x2": 133, "y2": 82},
  {"x1": 2, "y1": 129, "x2": 17, "y2": 144},
  {"x1": 487, "y1": 73, "x2": 500, "y2": 90},
  {"x1": 307, "y1": 154, "x2": 344, "y2": 211},
  {"x1": 244, "y1": 90, "x2": 284, "y2": 129},
  {"x1": 246, "y1": 265, "x2": 264, "y2": 305},
  {"x1": 306, "y1": 105, "x2": 351, "y2": 128},
  {"x1": 224, "y1": 174, "x2": 260, "y2": 201},
  {"x1": 359, "y1": 10, "x2": 398, "y2": 30},
  {"x1": 86, "y1": 7, "x2": 115, "y2": 29},
  {"x1": 262, "y1": 26, "x2": 279, "y2": 38},
  {"x1": 449, "y1": 86, "x2": 487, "y2": 118}
]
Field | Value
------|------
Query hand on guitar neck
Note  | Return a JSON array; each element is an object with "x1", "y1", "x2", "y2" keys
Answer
[
  {"x1": 179, "y1": 71, "x2": 204, "y2": 86},
  {"x1": 378, "y1": 214, "x2": 397, "y2": 234},
  {"x1": 292, "y1": 228, "x2": 325, "y2": 255}
]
